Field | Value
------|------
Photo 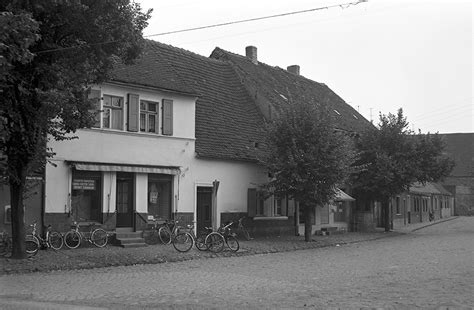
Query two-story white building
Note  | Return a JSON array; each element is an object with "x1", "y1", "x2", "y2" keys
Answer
[{"x1": 42, "y1": 40, "x2": 372, "y2": 239}]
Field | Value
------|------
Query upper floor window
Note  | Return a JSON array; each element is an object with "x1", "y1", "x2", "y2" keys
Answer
[
  {"x1": 88, "y1": 90, "x2": 173, "y2": 136},
  {"x1": 103, "y1": 95, "x2": 124, "y2": 130},
  {"x1": 140, "y1": 100, "x2": 158, "y2": 133}
]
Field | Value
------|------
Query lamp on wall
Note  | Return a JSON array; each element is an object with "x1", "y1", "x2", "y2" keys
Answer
[{"x1": 212, "y1": 179, "x2": 220, "y2": 193}]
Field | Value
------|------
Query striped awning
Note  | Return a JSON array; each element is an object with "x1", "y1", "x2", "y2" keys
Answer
[{"x1": 68, "y1": 161, "x2": 180, "y2": 175}]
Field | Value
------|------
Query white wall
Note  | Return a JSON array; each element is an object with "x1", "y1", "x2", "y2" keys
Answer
[
  {"x1": 187, "y1": 158, "x2": 268, "y2": 227},
  {"x1": 45, "y1": 83, "x2": 197, "y2": 218}
]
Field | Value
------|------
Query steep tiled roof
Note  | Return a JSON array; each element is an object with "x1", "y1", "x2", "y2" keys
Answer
[
  {"x1": 409, "y1": 182, "x2": 442, "y2": 195},
  {"x1": 439, "y1": 133, "x2": 474, "y2": 177},
  {"x1": 109, "y1": 41, "x2": 196, "y2": 95},
  {"x1": 409, "y1": 182, "x2": 451, "y2": 196},
  {"x1": 144, "y1": 41, "x2": 266, "y2": 162},
  {"x1": 110, "y1": 41, "x2": 372, "y2": 162},
  {"x1": 432, "y1": 183, "x2": 453, "y2": 196},
  {"x1": 210, "y1": 47, "x2": 372, "y2": 133}
]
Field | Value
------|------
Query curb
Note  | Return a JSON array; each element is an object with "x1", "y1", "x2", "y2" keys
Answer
[{"x1": 411, "y1": 216, "x2": 459, "y2": 232}]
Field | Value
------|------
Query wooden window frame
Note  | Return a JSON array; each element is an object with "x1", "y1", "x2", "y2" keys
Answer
[{"x1": 103, "y1": 94, "x2": 124, "y2": 130}]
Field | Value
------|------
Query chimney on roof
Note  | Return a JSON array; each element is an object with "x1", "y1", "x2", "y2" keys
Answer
[
  {"x1": 246, "y1": 46, "x2": 258, "y2": 64},
  {"x1": 287, "y1": 65, "x2": 300, "y2": 75}
]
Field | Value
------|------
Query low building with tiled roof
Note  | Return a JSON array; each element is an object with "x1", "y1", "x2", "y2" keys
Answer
[
  {"x1": 438, "y1": 133, "x2": 474, "y2": 215},
  {"x1": 378, "y1": 181, "x2": 454, "y2": 231}
]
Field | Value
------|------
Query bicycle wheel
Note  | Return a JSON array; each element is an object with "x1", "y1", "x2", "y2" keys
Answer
[
  {"x1": 48, "y1": 231, "x2": 63, "y2": 250},
  {"x1": 205, "y1": 232, "x2": 224, "y2": 253},
  {"x1": 0, "y1": 238, "x2": 12, "y2": 256},
  {"x1": 91, "y1": 228, "x2": 108, "y2": 247},
  {"x1": 64, "y1": 231, "x2": 81, "y2": 249},
  {"x1": 146, "y1": 230, "x2": 160, "y2": 245},
  {"x1": 25, "y1": 235, "x2": 39, "y2": 256},
  {"x1": 158, "y1": 226, "x2": 172, "y2": 244},
  {"x1": 241, "y1": 228, "x2": 252, "y2": 241},
  {"x1": 195, "y1": 235, "x2": 207, "y2": 251},
  {"x1": 172, "y1": 232, "x2": 193, "y2": 252},
  {"x1": 226, "y1": 235, "x2": 239, "y2": 252}
]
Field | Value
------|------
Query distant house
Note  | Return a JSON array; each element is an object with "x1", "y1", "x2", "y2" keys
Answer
[
  {"x1": 20, "y1": 41, "x2": 372, "y2": 238},
  {"x1": 380, "y1": 182, "x2": 454, "y2": 230},
  {"x1": 438, "y1": 133, "x2": 474, "y2": 216}
]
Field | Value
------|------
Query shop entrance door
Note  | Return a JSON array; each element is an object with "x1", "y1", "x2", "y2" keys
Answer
[
  {"x1": 196, "y1": 187, "x2": 212, "y2": 233},
  {"x1": 116, "y1": 173, "x2": 134, "y2": 228}
]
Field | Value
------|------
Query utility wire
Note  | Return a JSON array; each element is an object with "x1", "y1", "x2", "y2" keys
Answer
[
  {"x1": 35, "y1": 0, "x2": 367, "y2": 55},
  {"x1": 146, "y1": 0, "x2": 368, "y2": 37}
]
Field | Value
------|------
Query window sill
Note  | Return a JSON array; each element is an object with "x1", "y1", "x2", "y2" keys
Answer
[
  {"x1": 81, "y1": 128, "x2": 195, "y2": 141},
  {"x1": 253, "y1": 216, "x2": 288, "y2": 221}
]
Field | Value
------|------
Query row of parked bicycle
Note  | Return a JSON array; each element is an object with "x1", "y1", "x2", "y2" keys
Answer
[
  {"x1": 0, "y1": 217, "x2": 252, "y2": 257},
  {"x1": 0, "y1": 220, "x2": 109, "y2": 257},
  {"x1": 147, "y1": 217, "x2": 252, "y2": 253}
]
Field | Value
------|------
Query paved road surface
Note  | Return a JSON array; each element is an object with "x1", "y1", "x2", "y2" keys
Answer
[{"x1": 1, "y1": 217, "x2": 473, "y2": 309}]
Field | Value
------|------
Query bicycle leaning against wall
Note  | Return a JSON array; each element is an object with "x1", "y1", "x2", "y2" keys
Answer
[
  {"x1": 63, "y1": 220, "x2": 108, "y2": 249},
  {"x1": 0, "y1": 228, "x2": 41, "y2": 257},
  {"x1": 236, "y1": 217, "x2": 252, "y2": 241},
  {"x1": 157, "y1": 219, "x2": 182, "y2": 244},
  {"x1": 26, "y1": 222, "x2": 63, "y2": 255},
  {"x1": 0, "y1": 231, "x2": 12, "y2": 257},
  {"x1": 175, "y1": 223, "x2": 209, "y2": 252}
]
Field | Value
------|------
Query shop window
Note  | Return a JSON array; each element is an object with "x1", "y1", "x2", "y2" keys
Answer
[
  {"x1": 148, "y1": 174, "x2": 172, "y2": 220},
  {"x1": 71, "y1": 170, "x2": 102, "y2": 222}
]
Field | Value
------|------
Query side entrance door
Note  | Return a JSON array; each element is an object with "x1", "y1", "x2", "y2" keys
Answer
[
  {"x1": 116, "y1": 172, "x2": 134, "y2": 228},
  {"x1": 197, "y1": 187, "x2": 212, "y2": 233}
]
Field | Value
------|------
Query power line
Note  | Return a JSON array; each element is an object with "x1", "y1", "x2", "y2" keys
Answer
[
  {"x1": 35, "y1": 0, "x2": 368, "y2": 55},
  {"x1": 146, "y1": 0, "x2": 368, "y2": 38}
]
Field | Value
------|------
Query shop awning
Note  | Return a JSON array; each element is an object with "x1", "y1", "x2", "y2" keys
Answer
[
  {"x1": 68, "y1": 161, "x2": 180, "y2": 175},
  {"x1": 334, "y1": 188, "x2": 355, "y2": 201}
]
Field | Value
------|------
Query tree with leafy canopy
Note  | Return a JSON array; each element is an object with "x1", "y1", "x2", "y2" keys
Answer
[
  {"x1": 350, "y1": 109, "x2": 454, "y2": 231},
  {"x1": 265, "y1": 100, "x2": 358, "y2": 242},
  {"x1": 0, "y1": 0, "x2": 151, "y2": 259}
]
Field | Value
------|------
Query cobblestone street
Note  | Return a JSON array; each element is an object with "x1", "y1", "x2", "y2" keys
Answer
[{"x1": 1, "y1": 217, "x2": 473, "y2": 309}]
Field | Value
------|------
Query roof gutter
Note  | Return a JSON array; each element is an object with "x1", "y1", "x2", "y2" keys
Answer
[{"x1": 104, "y1": 80, "x2": 199, "y2": 98}]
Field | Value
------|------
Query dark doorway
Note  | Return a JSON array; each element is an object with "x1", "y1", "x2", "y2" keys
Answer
[
  {"x1": 116, "y1": 173, "x2": 134, "y2": 228},
  {"x1": 197, "y1": 187, "x2": 212, "y2": 232}
]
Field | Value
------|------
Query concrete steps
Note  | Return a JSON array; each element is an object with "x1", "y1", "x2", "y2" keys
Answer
[{"x1": 113, "y1": 231, "x2": 147, "y2": 248}]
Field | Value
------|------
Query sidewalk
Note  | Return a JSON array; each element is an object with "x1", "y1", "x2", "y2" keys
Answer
[{"x1": 0, "y1": 217, "x2": 458, "y2": 275}]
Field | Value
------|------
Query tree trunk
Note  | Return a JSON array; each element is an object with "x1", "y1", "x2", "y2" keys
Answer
[
  {"x1": 9, "y1": 167, "x2": 27, "y2": 259},
  {"x1": 303, "y1": 203, "x2": 313, "y2": 242},
  {"x1": 381, "y1": 198, "x2": 391, "y2": 232}
]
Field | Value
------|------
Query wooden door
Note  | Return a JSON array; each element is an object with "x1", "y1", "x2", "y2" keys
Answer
[
  {"x1": 197, "y1": 187, "x2": 212, "y2": 232},
  {"x1": 116, "y1": 173, "x2": 134, "y2": 228}
]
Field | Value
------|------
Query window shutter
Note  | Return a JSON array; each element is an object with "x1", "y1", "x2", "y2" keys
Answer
[
  {"x1": 247, "y1": 188, "x2": 257, "y2": 217},
  {"x1": 88, "y1": 89, "x2": 101, "y2": 128},
  {"x1": 162, "y1": 99, "x2": 173, "y2": 135},
  {"x1": 127, "y1": 93, "x2": 139, "y2": 132}
]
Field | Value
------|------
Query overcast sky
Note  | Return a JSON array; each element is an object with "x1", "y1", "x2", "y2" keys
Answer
[{"x1": 139, "y1": 0, "x2": 472, "y2": 134}]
